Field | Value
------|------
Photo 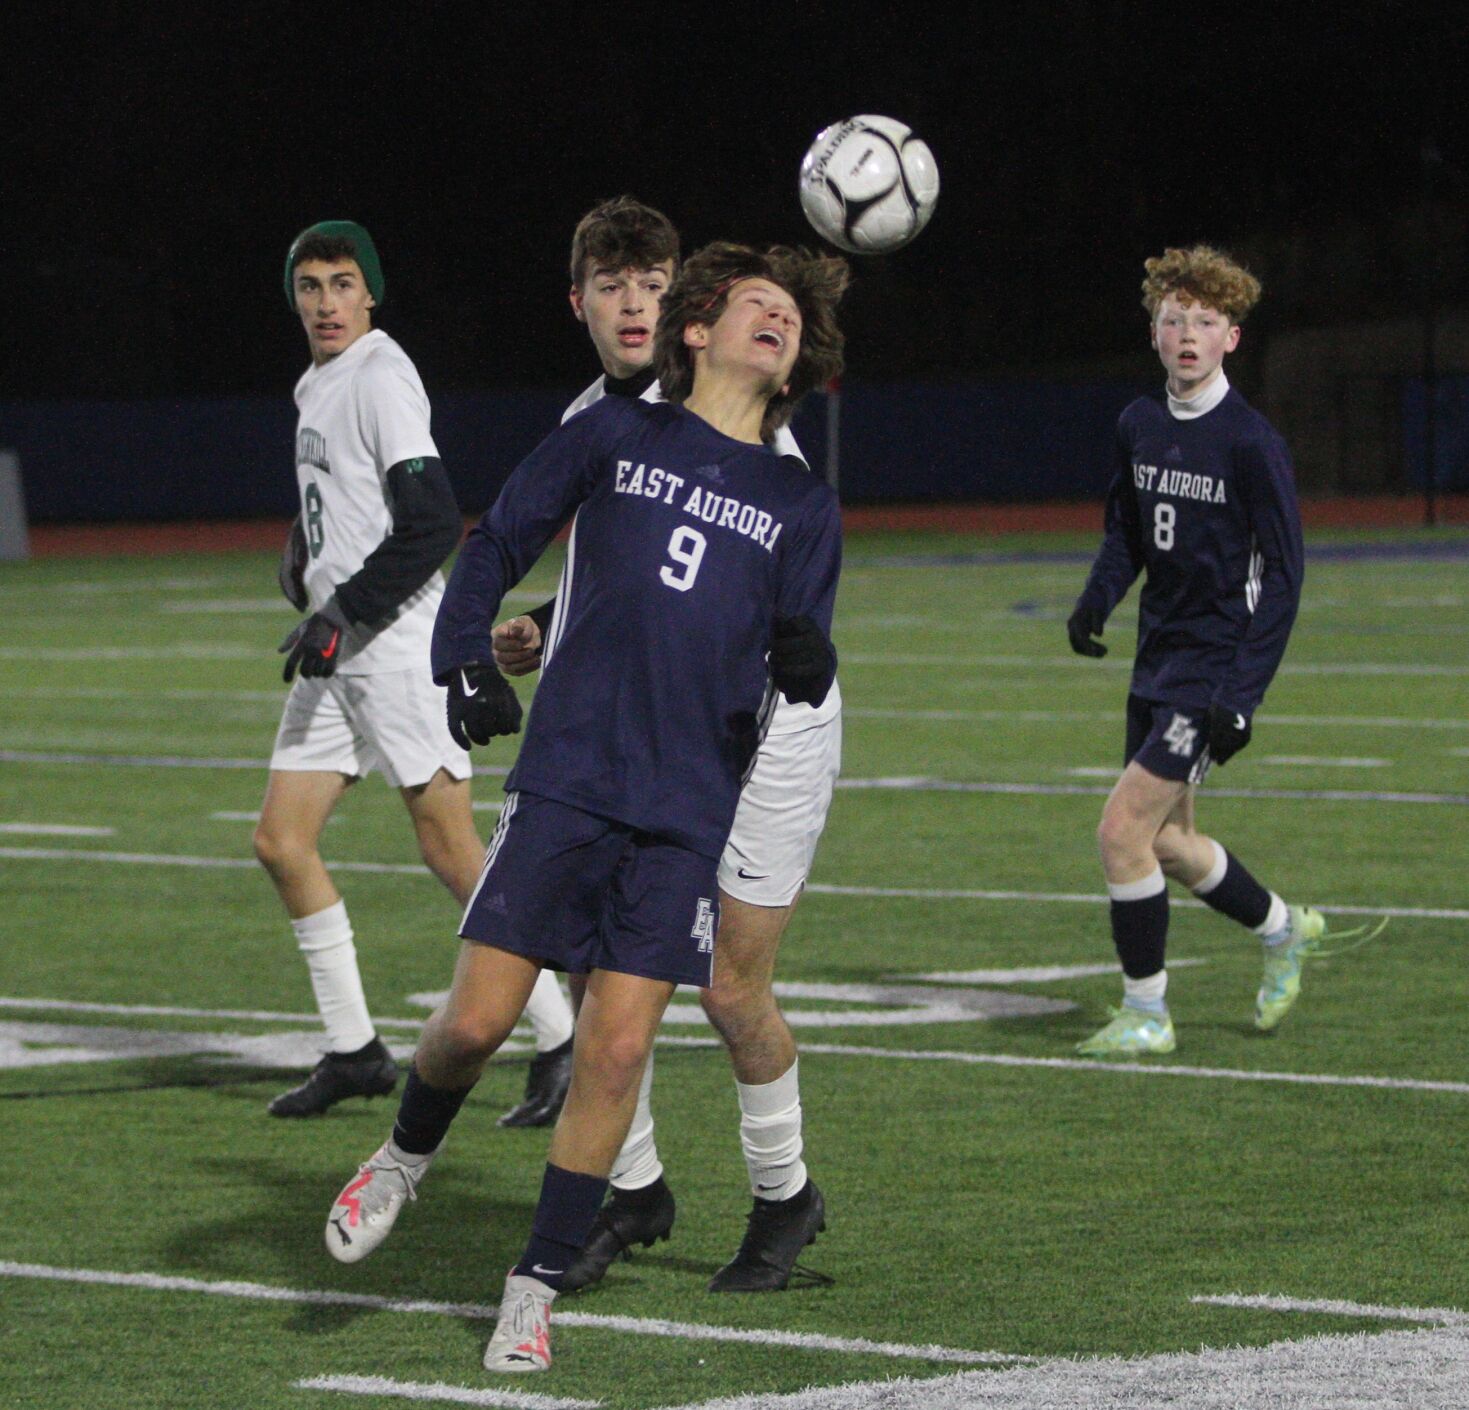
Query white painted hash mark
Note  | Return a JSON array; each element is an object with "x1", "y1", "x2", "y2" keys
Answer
[
  {"x1": 1192, "y1": 1292, "x2": 1468, "y2": 1325},
  {"x1": 295, "y1": 1373, "x2": 599, "y2": 1408},
  {"x1": 0, "y1": 823, "x2": 115, "y2": 836},
  {"x1": 0, "y1": 1262, "x2": 1024, "y2": 1366}
]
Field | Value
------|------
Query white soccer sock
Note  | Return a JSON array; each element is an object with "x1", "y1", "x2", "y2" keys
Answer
[
  {"x1": 610, "y1": 1053, "x2": 663, "y2": 1191},
  {"x1": 522, "y1": 969, "x2": 575, "y2": 1053},
  {"x1": 1122, "y1": 970, "x2": 1168, "y2": 1013},
  {"x1": 292, "y1": 900, "x2": 375, "y2": 1054},
  {"x1": 737, "y1": 1060, "x2": 808, "y2": 1202},
  {"x1": 1256, "y1": 892, "x2": 1292, "y2": 944}
]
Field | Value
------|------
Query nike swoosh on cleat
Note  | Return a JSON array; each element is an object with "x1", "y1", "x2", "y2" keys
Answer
[{"x1": 530, "y1": 1264, "x2": 563, "y2": 1276}]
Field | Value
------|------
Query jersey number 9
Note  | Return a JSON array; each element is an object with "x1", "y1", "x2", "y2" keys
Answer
[{"x1": 660, "y1": 526, "x2": 707, "y2": 592}]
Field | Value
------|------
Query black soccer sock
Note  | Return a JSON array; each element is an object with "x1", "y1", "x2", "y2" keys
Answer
[
  {"x1": 392, "y1": 1066, "x2": 472, "y2": 1156},
  {"x1": 1191, "y1": 841, "x2": 1272, "y2": 931},
  {"x1": 514, "y1": 1163, "x2": 610, "y2": 1290},
  {"x1": 1108, "y1": 867, "x2": 1169, "y2": 979}
]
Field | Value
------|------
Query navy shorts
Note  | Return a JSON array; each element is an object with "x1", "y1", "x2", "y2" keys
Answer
[
  {"x1": 459, "y1": 791, "x2": 718, "y2": 988},
  {"x1": 1124, "y1": 695, "x2": 1212, "y2": 785}
]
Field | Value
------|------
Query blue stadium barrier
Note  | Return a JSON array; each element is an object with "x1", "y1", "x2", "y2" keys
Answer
[
  {"x1": 3, "y1": 381, "x2": 1151, "y2": 524},
  {"x1": 1402, "y1": 376, "x2": 1469, "y2": 491}
]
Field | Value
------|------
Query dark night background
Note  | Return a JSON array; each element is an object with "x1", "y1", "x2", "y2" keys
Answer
[{"x1": 2, "y1": 3, "x2": 1467, "y2": 513}]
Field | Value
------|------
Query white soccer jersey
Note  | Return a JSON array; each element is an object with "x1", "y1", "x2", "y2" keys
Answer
[
  {"x1": 561, "y1": 375, "x2": 841, "y2": 733},
  {"x1": 293, "y1": 330, "x2": 444, "y2": 674}
]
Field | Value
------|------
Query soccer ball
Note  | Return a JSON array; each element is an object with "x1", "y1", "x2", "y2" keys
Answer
[{"x1": 799, "y1": 115, "x2": 940, "y2": 254}]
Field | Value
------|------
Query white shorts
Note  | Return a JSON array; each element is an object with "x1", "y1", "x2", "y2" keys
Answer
[
  {"x1": 269, "y1": 669, "x2": 472, "y2": 790},
  {"x1": 718, "y1": 703, "x2": 842, "y2": 908}
]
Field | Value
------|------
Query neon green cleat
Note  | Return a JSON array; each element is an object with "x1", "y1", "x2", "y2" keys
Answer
[
  {"x1": 1076, "y1": 1005, "x2": 1176, "y2": 1056},
  {"x1": 1254, "y1": 904, "x2": 1326, "y2": 1031},
  {"x1": 1254, "y1": 906, "x2": 1390, "y2": 1031}
]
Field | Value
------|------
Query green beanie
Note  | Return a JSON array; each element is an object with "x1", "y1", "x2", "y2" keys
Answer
[{"x1": 284, "y1": 220, "x2": 385, "y2": 309}]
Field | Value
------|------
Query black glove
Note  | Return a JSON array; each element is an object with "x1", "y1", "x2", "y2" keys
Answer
[
  {"x1": 446, "y1": 662, "x2": 523, "y2": 749},
  {"x1": 278, "y1": 599, "x2": 350, "y2": 682},
  {"x1": 278, "y1": 515, "x2": 309, "y2": 612},
  {"x1": 769, "y1": 615, "x2": 836, "y2": 707},
  {"x1": 1206, "y1": 704, "x2": 1253, "y2": 766},
  {"x1": 1067, "y1": 604, "x2": 1107, "y2": 657}
]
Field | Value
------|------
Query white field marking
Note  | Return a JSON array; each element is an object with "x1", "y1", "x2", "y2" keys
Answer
[
  {"x1": 844, "y1": 705, "x2": 1469, "y2": 730},
  {"x1": 835, "y1": 776, "x2": 1469, "y2": 806},
  {"x1": 1192, "y1": 1293, "x2": 1468, "y2": 1326},
  {"x1": 0, "y1": 1262, "x2": 1024, "y2": 1367},
  {"x1": 0, "y1": 749, "x2": 510, "y2": 777},
  {"x1": 472, "y1": 801, "x2": 505, "y2": 813},
  {"x1": 208, "y1": 811, "x2": 344, "y2": 825},
  {"x1": 295, "y1": 1375, "x2": 598, "y2": 1408},
  {"x1": 653, "y1": 1035, "x2": 1469, "y2": 1096},
  {"x1": 2, "y1": 692, "x2": 1462, "y2": 729},
  {"x1": 840, "y1": 652, "x2": 1469, "y2": 678},
  {"x1": 5, "y1": 998, "x2": 1465, "y2": 1096},
  {"x1": 908, "y1": 959, "x2": 1208, "y2": 985},
  {"x1": 159, "y1": 599, "x2": 293, "y2": 614},
  {"x1": 645, "y1": 1327, "x2": 1469, "y2": 1410},
  {"x1": 0, "y1": 644, "x2": 259, "y2": 661},
  {"x1": 0, "y1": 995, "x2": 429, "y2": 1027},
  {"x1": 1450, "y1": 747, "x2": 1469, "y2": 757},
  {"x1": 1, "y1": 846, "x2": 1462, "y2": 922},
  {"x1": 807, "y1": 883, "x2": 1469, "y2": 922},
  {"x1": 1257, "y1": 755, "x2": 1392, "y2": 768},
  {"x1": 0, "y1": 822, "x2": 114, "y2": 837},
  {"x1": 1063, "y1": 767, "x2": 1118, "y2": 777},
  {"x1": 0, "y1": 686, "x2": 282, "y2": 702}
]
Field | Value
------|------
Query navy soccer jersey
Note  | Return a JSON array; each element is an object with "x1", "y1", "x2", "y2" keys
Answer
[
  {"x1": 432, "y1": 396, "x2": 842, "y2": 858},
  {"x1": 1075, "y1": 381, "x2": 1304, "y2": 714}
]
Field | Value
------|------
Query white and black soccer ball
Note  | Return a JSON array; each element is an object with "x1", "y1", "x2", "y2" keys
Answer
[{"x1": 799, "y1": 115, "x2": 940, "y2": 254}]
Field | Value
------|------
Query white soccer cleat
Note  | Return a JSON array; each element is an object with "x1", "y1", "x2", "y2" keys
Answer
[
  {"x1": 325, "y1": 1139, "x2": 435, "y2": 1264},
  {"x1": 483, "y1": 1272, "x2": 556, "y2": 1372}
]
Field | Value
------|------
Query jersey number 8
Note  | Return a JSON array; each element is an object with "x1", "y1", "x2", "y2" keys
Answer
[{"x1": 1153, "y1": 502, "x2": 1175, "y2": 551}]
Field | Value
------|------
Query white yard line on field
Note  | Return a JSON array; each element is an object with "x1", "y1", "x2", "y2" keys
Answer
[
  {"x1": 0, "y1": 1262, "x2": 1024, "y2": 1367},
  {"x1": 1191, "y1": 1292, "x2": 1468, "y2": 1325},
  {"x1": 4, "y1": 995, "x2": 1466, "y2": 1095},
  {"x1": 295, "y1": 1375, "x2": 598, "y2": 1408},
  {"x1": 2, "y1": 846, "x2": 1462, "y2": 921},
  {"x1": 840, "y1": 653, "x2": 1469, "y2": 678},
  {"x1": 0, "y1": 822, "x2": 114, "y2": 836}
]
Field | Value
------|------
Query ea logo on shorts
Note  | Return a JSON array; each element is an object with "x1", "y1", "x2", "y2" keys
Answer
[{"x1": 691, "y1": 898, "x2": 716, "y2": 953}]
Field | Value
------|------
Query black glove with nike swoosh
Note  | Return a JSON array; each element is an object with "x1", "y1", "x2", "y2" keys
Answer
[
  {"x1": 446, "y1": 661, "x2": 523, "y2": 750},
  {"x1": 1206, "y1": 703, "x2": 1252, "y2": 766},
  {"x1": 278, "y1": 599, "x2": 351, "y2": 682}
]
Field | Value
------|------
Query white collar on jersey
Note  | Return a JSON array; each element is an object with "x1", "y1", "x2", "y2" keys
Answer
[{"x1": 1166, "y1": 370, "x2": 1230, "y2": 420}]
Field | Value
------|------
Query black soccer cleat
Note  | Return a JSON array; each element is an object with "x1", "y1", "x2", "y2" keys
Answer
[
  {"x1": 267, "y1": 1038, "x2": 398, "y2": 1118},
  {"x1": 707, "y1": 1179, "x2": 829, "y2": 1293},
  {"x1": 497, "y1": 1037, "x2": 574, "y2": 1128},
  {"x1": 560, "y1": 1178, "x2": 677, "y2": 1293}
]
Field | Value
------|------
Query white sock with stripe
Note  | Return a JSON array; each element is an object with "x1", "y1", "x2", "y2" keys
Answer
[{"x1": 738, "y1": 1059, "x2": 808, "y2": 1202}]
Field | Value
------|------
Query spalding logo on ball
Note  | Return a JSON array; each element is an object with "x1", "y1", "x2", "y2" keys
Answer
[{"x1": 799, "y1": 115, "x2": 939, "y2": 254}]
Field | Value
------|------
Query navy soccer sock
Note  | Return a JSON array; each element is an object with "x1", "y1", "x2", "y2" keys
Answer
[
  {"x1": 514, "y1": 1163, "x2": 610, "y2": 1290},
  {"x1": 1108, "y1": 867, "x2": 1169, "y2": 983},
  {"x1": 392, "y1": 1067, "x2": 472, "y2": 1156},
  {"x1": 1191, "y1": 841, "x2": 1272, "y2": 931}
]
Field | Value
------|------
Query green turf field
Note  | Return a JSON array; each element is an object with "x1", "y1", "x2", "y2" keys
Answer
[{"x1": 2, "y1": 531, "x2": 1467, "y2": 1409}]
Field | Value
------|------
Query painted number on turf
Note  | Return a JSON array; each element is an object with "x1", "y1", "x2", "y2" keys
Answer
[
  {"x1": 660, "y1": 526, "x2": 706, "y2": 592},
  {"x1": 1153, "y1": 502, "x2": 1175, "y2": 551},
  {"x1": 305, "y1": 482, "x2": 325, "y2": 558}
]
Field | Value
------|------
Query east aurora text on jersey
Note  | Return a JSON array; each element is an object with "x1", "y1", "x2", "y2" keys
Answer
[
  {"x1": 1077, "y1": 386, "x2": 1304, "y2": 714},
  {"x1": 432, "y1": 397, "x2": 842, "y2": 858}
]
